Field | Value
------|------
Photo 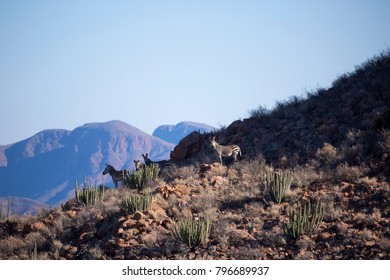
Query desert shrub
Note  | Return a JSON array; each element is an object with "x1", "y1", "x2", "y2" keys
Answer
[
  {"x1": 248, "y1": 105, "x2": 270, "y2": 118},
  {"x1": 315, "y1": 143, "x2": 339, "y2": 166},
  {"x1": 172, "y1": 217, "x2": 212, "y2": 248},
  {"x1": 75, "y1": 181, "x2": 105, "y2": 206},
  {"x1": 124, "y1": 163, "x2": 160, "y2": 190},
  {"x1": 121, "y1": 192, "x2": 153, "y2": 214},
  {"x1": 265, "y1": 169, "x2": 293, "y2": 203},
  {"x1": 284, "y1": 199, "x2": 324, "y2": 239},
  {"x1": 334, "y1": 163, "x2": 366, "y2": 182},
  {"x1": 161, "y1": 165, "x2": 198, "y2": 182},
  {"x1": 292, "y1": 165, "x2": 322, "y2": 188}
]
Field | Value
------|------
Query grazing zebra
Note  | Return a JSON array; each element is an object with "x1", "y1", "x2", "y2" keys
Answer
[
  {"x1": 142, "y1": 153, "x2": 171, "y2": 169},
  {"x1": 210, "y1": 136, "x2": 242, "y2": 165},
  {"x1": 133, "y1": 159, "x2": 145, "y2": 171},
  {"x1": 102, "y1": 164, "x2": 128, "y2": 187}
]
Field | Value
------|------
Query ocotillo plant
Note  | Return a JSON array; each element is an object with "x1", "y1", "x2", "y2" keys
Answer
[
  {"x1": 284, "y1": 199, "x2": 324, "y2": 239},
  {"x1": 75, "y1": 179, "x2": 105, "y2": 206},
  {"x1": 125, "y1": 163, "x2": 160, "y2": 190},
  {"x1": 121, "y1": 192, "x2": 153, "y2": 214},
  {"x1": 265, "y1": 169, "x2": 293, "y2": 203},
  {"x1": 172, "y1": 217, "x2": 212, "y2": 248},
  {"x1": 0, "y1": 197, "x2": 10, "y2": 222}
]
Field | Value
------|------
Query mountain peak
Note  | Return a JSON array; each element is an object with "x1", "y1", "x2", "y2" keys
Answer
[{"x1": 153, "y1": 121, "x2": 215, "y2": 144}]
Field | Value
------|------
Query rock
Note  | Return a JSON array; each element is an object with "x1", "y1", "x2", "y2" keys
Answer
[
  {"x1": 170, "y1": 131, "x2": 204, "y2": 162},
  {"x1": 96, "y1": 224, "x2": 110, "y2": 238},
  {"x1": 210, "y1": 176, "x2": 228, "y2": 187},
  {"x1": 66, "y1": 210, "x2": 77, "y2": 218},
  {"x1": 22, "y1": 221, "x2": 47, "y2": 235},
  {"x1": 132, "y1": 211, "x2": 143, "y2": 221},
  {"x1": 141, "y1": 248, "x2": 163, "y2": 258}
]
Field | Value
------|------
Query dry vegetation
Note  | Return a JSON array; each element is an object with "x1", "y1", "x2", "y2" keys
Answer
[{"x1": 0, "y1": 50, "x2": 389, "y2": 260}]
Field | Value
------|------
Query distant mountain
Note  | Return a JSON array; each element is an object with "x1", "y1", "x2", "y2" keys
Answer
[
  {"x1": 0, "y1": 120, "x2": 174, "y2": 207},
  {"x1": 0, "y1": 196, "x2": 48, "y2": 216},
  {"x1": 153, "y1": 121, "x2": 215, "y2": 144}
]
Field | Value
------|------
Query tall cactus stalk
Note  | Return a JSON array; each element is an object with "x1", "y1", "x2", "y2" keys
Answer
[
  {"x1": 265, "y1": 169, "x2": 293, "y2": 203},
  {"x1": 124, "y1": 163, "x2": 160, "y2": 190},
  {"x1": 75, "y1": 179, "x2": 105, "y2": 206},
  {"x1": 121, "y1": 192, "x2": 153, "y2": 214},
  {"x1": 0, "y1": 197, "x2": 10, "y2": 222},
  {"x1": 284, "y1": 199, "x2": 324, "y2": 239}
]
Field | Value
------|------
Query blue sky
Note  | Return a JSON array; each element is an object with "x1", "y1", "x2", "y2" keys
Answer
[{"x1": 1, "y1": 0, "x2": 389, "y2": 145}]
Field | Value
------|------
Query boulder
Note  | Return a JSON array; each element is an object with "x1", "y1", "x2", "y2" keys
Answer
[{"x1": 170, "y1": 131, "x2": 204, "y2": 162}]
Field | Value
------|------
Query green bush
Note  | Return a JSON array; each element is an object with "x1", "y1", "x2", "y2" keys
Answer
[
  {"x1": 121, "y1": 192, "x2": 153, "y2": 214},
  {"x1": 172, "y1": 217, "x2": 212, "y2": 248},
  {"x1": 125, "y1": 163, "x2": 160, "y2": 190},
  {"x1": 75, "y1": 180, "x2": 105, "y2": 206},
  {"x1": 284, "y1": 199, "x2": 324, "y2": 239},
  {"x1": 265, "y1": 169, "x2": 293, "y2": 203}
]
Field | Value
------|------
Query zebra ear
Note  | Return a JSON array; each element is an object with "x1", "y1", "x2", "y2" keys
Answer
[{"x1": 146, "y1": 153, "x2": 148, "y2": 157}]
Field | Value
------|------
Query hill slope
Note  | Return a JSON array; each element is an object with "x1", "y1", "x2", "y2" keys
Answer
[
  {"x1": 172, "y1": 50, "x2": 390, "y2": 177},
  {"x1": 0, "y1": 120, "x2": 174, "y2": 205}
]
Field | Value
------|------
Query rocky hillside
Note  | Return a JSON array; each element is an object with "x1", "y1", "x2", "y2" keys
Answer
[
  {"x1": 172, "y1": 50, "x2": 390, "y2": 177},
  {"x1": 0, "y1": 51, "x2": 389, "y2": 260}
]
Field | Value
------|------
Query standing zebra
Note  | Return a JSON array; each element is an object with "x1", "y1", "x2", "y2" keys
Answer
[
  {"x1": 142, "y1": 153, "x2": 172, "y2": 169},
  {"x1": 210, "y1": 136, "x2": 242, "y2": 165},
  {"x1": 102, "y1": 164, "x2": 128, "y2": 187}
]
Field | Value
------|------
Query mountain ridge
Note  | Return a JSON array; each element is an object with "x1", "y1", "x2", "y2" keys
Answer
[
  {"x1": 0, "y1": 120, "x2": 175, "y2": 206},
  {"x1": 153, "y1": 121, "x2": 215, "y2": 144}
]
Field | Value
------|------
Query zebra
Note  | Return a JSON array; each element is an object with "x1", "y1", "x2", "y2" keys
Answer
[
  {"x1": 210, "y1": 136, "x2": 242, "y2": 165},
  {"x1": 102, "y1": 164, "x2": 128, "y2": 188},
  {"x1": 133, "y1": 159, "x2": 145, "y2": 171},
  {"x1": 142, "y1": 153, "x2": 172, "y2": 169}
]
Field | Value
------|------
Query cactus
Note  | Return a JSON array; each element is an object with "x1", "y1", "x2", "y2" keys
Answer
[
  {"x1": 121, "y1": 192, "x2": 153, "y2": 214},
  {"x1": 30, "y1": 243, "x2": 38, "y2": 260},
  {"x1": 0, "y1": 197, "x2": 10, "y2": 222},
  {"x1": 75, "y1": 179, "x2": 105, "y2": 206},
  {"x1": 172, "y1": 217, "x2": 212, "y2": 248},
  {"x1": 265, "y1": 169, "x2": 293, "y2": 203},
  {"x1": 284, "y1": 199, "x2": 324, "y2": 239},
  {"x1": 124, "y1": 163, "x2": 160, "y2": 190}
]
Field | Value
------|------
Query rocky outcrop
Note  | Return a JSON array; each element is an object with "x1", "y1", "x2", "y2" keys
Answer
[{"x1": 170, "y1": 131, "x2": 207, "y2": 163}]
